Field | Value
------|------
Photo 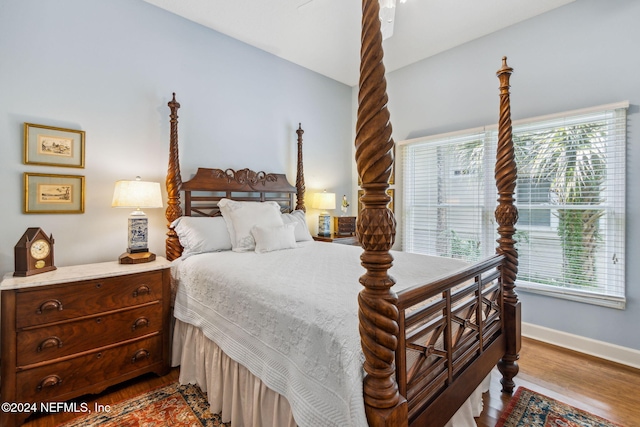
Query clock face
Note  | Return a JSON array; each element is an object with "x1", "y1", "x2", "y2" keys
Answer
[{"x1": 30, "y1": 239, "x2": 51, "y2": 260}]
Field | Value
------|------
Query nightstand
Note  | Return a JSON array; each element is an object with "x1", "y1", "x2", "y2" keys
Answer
[
  {"x1": 313, "y1": 234, "x2": 359, "y2": 246},
  {"x1": 0, "y1": 257, "x2": 172, "y2": 427},
  {"x1": 334, "y1": 216, "x2": 356, "y2": 236}
]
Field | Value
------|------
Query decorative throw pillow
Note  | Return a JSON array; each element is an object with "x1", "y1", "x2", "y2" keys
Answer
[
  {"x1": 217, "y1": 199, "x2": 284, "y2": 252},
  {"x1": 281, "y1": 210, "x2": 313, "y2": 242},
  {"x1": 251, "y1": 223, "x2": 298, "y2": 253},
  {"x1": 171, "y1": 216, "x2": 232, "y2": 258}
]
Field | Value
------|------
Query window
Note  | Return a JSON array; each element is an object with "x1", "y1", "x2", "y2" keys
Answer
[
  {"x1": 401, "y1": 131, "x2": 491, "y2": 263},
  {"x1": 517, "y1": 177, "x2": 551, "y2": 227},
  {"x1": 401, "y1": 102, "x2": 627, "y2": 309}
]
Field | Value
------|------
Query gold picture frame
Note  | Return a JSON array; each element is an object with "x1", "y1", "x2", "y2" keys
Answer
[
  {"x1": 24, "y1": 123, "x2": 85, "y2": 168},
  {"x1": 357, "y1": 189, "x2": 394, "y2": 214},
  {"x1": 24, "y1": 173, "x2": 85, "y2": 214}
]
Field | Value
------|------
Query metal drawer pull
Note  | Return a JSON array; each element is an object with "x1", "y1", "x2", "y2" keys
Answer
[
  {"x1": 36, "y1": 299, "x2": 63, "y2": 314},
  {"x1": 132, "y1": 317, "x2": 149, "y2": 331},
  {"x1": 37, "y1": 336, "x2": 63, "y2": 352},
  {"x1": 131, "y1": 349, "x2": 150, "y2": 363},
  {"x1": 37, "y1": 375, "x2": 62, "y2": 391},
  {"x1": 132, "y1": 285, "x2": 150, "y2": 297}
]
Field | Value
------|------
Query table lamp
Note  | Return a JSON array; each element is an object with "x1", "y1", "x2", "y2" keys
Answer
[
  {"x1": 312, "y1": 190, "x2": 336, "y2": 237},
  {"x1": 111, "y1": 176, "x2": 163, "y2": 264}
]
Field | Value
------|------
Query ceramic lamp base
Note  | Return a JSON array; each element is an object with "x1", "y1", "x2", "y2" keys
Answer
[
  {"x1": 318, "y1": 214, "x2": 331, "y2": 237},
  {"x1": 127, "y1": 215, "x2": 149, "y2": 253}
]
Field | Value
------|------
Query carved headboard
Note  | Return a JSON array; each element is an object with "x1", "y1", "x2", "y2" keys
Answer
[
  {"x1": 180, "y1": 167, "x2": 298, "y2": 217},
  {"x1": 165, "y1": 93, "x2": 306, "y2": 260}
]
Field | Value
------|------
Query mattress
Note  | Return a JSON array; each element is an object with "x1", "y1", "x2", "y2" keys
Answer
[{"x1": 172, "y1": 241, "x2": 471, "y2": 427}]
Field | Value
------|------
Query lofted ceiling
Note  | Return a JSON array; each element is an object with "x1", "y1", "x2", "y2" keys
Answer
[{"x1": 141, "y1": 0, "x2": 575, "y2": 86}]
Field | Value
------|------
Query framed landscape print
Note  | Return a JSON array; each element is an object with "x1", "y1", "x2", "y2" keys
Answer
[
  {"x1": 24, "y1": 173, "x2": 85, "y2": 214},
  {"x1": 24, "y1": 123, "x2": 85, "y2": 168}
]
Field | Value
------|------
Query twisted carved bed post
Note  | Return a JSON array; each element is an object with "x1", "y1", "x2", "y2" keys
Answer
[
  {"x1": 166, "y1": 93, "x2": 183, "y2": 261},
  {"x1": 356, "y1": 0, "x2": 407, "y2": 426},
  {"x1": 295, "y1": 123, "x2": 306, "y2": 212},
  {"x1": 494, "y1": 57, "x2": 521, "y2": 394}
]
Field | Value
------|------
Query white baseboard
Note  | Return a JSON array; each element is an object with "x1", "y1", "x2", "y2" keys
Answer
[{"x1": 522, "y1": 322, "x2": 640, "y2": 370}]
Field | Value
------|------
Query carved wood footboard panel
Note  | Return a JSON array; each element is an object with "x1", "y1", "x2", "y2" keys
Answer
[{"x1": 396, "y1": 255, "x2": 505, "y2": 426}]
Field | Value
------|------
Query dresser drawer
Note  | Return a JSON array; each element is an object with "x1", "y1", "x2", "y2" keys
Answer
[
  {"x1": 17, "y1": 302, "x2": 162, "y2": 367},
  {"x1": 16, "y1": 334, "x2": 162, "y2": 402},
  {"x1": 15, "y1": 271, "x2": 163, "y2": 329}
]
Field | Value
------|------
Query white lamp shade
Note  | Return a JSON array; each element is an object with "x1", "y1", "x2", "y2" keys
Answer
[
  {"x1": 112, "y1": 179, "x2": 163, "y2": 209},
  {"x1": 312, "y1": 192, "x2": 336, "y2": 211}
]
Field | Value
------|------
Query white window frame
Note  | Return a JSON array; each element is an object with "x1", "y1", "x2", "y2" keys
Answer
[{"x1": 400, "y1": 102, "x2": 628, "y2": 309}]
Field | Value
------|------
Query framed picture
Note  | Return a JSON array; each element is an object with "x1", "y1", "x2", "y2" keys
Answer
[
  {"x1": 390, "y1": 145, "x2": 396, "y2": 185},
  {"x1": 24, "y1": 173, "x2": 85, "y2": 214},
  {"x1": 24, "y1": 123, "x2": 85, "y2": 168},
  {"x1": 357, "y1": 189, "x2": 394, "y2": 213}
]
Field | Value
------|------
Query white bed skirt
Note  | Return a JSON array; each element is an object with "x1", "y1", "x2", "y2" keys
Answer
[{"x1": 172, "y1": 319, "x2": 490, "y2": 427}]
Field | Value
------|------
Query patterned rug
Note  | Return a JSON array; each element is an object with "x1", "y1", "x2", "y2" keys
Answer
[
  {"x1": 59, "y1": 383, "x2": 229, "y2": 427},
  {"x1": 496, "y1": 387, "x2": 623, "y2": 427}
]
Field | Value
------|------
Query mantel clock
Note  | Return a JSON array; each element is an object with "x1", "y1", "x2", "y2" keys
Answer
[{"x1": 14, "y1": 227, "x2": 56, "y2": 277}]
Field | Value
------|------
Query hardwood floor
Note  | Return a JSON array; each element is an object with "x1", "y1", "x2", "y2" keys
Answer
[
  {"x1": 476, "y1": 337, "x2": 640, "y2": 427},
  {"x1": 20, "y1": 337, "x2": 640, "y2": 426}
]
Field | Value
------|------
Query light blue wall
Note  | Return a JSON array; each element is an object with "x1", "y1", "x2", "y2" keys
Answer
[
  {"x1": 384, "y1": 0, "x2": 640, "y2": 350},
  {"x1": 3, "y1": 0, "x2": 636, "y2": 352},
  {"x1": 0, "y1": 0, "x2": 353, "y2": 274}
]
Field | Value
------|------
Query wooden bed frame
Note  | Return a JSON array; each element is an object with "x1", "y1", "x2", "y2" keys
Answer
[{"x1": 165, "y1": 1, "x2": 520, "y2": 426}]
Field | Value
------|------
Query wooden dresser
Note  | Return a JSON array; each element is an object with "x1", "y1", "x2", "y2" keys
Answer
[{"x1": 0, "y1": 258, "x2": 172, "y2": 427}]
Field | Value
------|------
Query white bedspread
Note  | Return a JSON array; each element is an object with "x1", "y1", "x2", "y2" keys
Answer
[{"x1": 172, "y1": 241, "x2": 469, "y2": 427}]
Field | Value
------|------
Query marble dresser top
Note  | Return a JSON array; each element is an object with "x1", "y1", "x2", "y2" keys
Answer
[{"x1": 0, "y1": 256, "x2": 172, "y2": 290}]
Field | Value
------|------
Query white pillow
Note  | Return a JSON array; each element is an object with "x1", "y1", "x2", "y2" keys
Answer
[
  {"x1": 217, "y1": 199, "x2": 284, "y2": 252},
  {"x1": 171, "y1": 216, "x2": 232, "y2": 258},
  {"x1": 281, "y1": 210, "x2": 313, "y2": 242},
  {"x1": 251, "y1": 223, "x2": 298, "y2": 253}
]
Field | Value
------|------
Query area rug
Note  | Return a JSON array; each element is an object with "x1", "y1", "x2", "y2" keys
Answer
[
  {"x1": 496, "y1": 387, "x2": 623, "y2": 427},
  {"x1": 58, "y1": 382, "x2": 229, "y2": 427}
]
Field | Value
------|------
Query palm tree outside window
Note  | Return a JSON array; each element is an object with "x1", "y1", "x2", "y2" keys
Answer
[{"x1": 400, "y1": 102, "x2": 627, "y2": 309}]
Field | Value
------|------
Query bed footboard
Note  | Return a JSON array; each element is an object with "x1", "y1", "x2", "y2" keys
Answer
[{"x1": 396, "y1": 255, "x2": 506, "y2": 427}]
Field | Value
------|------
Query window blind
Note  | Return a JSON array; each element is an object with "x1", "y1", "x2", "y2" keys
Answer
[
  {"x1": 401, "y1": 103, "x2": 627, "y2": 309},
  {"x1": 402, "y1": 131, "x2": 493, "y2": 263}
]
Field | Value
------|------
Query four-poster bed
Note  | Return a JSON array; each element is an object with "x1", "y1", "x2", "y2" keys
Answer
[{"x1": 165, "y1": 1, "x2": 520, "y2": 426}]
